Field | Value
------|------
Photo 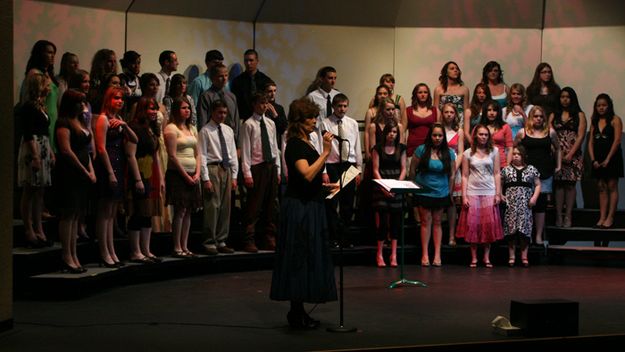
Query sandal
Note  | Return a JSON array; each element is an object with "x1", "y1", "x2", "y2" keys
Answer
[
  {"x1": 484, "y1": 261, "x2": 493, "y2": 268},
  {"x1": 172, "y1": 251, "x2": 187, "y2": 258},
  {"x1": 469, "y1": 260, "x2": 477, "y2": 268},
  {"x1": 421, "y1": 260, "x2": 430, "y2": 267},
  {"x1": 508, "y1": 258, "x2": 515, "y2": 267},
  {"x1": 183, "y1": 250, "x2": 197, "y2": 258},
  {"x1": 521, "y1": 259, "x2": 529, "y2": 268}
]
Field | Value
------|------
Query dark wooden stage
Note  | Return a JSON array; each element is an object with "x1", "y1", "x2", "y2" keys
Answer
[{"x1": 3, "y1": 260, "x2": 625, "y2": 351}]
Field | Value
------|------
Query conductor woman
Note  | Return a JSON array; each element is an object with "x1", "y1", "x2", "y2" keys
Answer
[{"x1": 270, "y1": 98, "x2": 338, "y2": 329}]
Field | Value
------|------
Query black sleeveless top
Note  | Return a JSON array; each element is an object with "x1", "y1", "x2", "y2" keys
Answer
[{"x1": 520, "y1": 133, "x2": 554, "y2": 179}]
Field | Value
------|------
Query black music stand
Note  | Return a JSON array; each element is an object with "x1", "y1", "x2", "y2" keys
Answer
[{"x1": 373, "y1": 179, "x2": 427, "y2": 289}]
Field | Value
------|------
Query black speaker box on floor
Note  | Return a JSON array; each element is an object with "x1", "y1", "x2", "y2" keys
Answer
[{"x1": 510, "y1": 299, "x2": 579, "y2": 337}]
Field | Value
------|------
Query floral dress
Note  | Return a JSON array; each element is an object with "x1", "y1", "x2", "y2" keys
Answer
[
  {"x1": 501, "y1": 165, "x2": 540, "y2": 239},
  {"x1": 553, "y1": 114, "x2": 583, "y2": 182}
]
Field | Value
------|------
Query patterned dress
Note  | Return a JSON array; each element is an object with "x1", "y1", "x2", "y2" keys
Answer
[
  {"x1": 501, "y1": 165, "x2": 540, "y2": 239},
  {"x1": 553, "y1": 114, "x2": 583, "y2": 182}
]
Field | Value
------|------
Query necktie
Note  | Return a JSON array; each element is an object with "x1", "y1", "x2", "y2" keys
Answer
[
  {"x1": 165, "y1": 77, "x2": 170, "y2": 97},
  {"x1": 250, "y1": 74, "x2": 257, "y2": 95},
  {"x1": 337, "y1": 119, "x2": 348, "y2": 162},
  {"x1": 260, "y1": 117, "x2": 272, "y2": 162},
  {"x1": 326, "y1": 94, "x2": 332, "y2": 117},
  {"x1": 217, "y1": 125, "x2": 230, "y2": 168},
  {"x1": 218, "y1": 90, "x2": 232, "y2": 125}
]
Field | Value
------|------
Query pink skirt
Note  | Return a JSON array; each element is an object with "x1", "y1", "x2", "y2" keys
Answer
[{"x1": 456, "y1": 195, "x2": 503, "y2": 244}]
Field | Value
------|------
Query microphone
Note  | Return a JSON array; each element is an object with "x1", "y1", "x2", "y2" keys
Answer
[{"x1": 321, "y1": 130, "x2": 348, "y2": 142}]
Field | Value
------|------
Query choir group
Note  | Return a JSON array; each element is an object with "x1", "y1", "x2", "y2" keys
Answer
[{"x1": 15, "y1": 40, "x2": 623, "y2": 274}]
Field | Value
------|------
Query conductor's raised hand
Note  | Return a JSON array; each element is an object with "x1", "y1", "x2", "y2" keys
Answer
[{"x1": 322, "y1": 131, "x2": 334, "y2": 156}]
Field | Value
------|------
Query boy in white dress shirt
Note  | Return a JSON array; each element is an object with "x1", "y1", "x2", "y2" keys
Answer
[
  {"x1": 198, "y1": 100, "x2": 238, "y2": 255},
  {"x1": 240, "y1": 93, "x2": 281, "y2": 252},
  {"x1": 321, "y1": 94, "x2": 362, "y2": 247}
]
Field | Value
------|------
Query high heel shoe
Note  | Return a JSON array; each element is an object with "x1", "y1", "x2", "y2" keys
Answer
[
  {"x1": 61, "y1": 261, "x2": 84, "y2": 274},
  {"x1": 24, "y1": 238, "x2": 46, "y2": 249},
  {"x1": 99, "y1": 260, "x2": 118, "y2": 268},
  {"x1": 508, "y1": 258, "x2": 515, "y2": 267}
]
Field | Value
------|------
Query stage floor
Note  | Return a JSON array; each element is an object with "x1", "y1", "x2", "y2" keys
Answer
[{"x1": 3, "y1": 264, "x2": 625, "y2": 351}]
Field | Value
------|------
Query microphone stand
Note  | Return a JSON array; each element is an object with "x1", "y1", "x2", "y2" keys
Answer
[{"x1": 327, "y1": 138, "x2": 357, "y2": 333}]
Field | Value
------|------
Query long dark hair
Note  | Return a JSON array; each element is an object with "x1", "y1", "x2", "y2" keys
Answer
[
  {"x1": 170, "y1": 96, "x2": 192, "y2": 127},
  {"x1": 411, "y1": 83, "x2": 433, "y2": 109},
  {"x1": 168, "y1": 73, "x2": 187, "y2": 99},
  {"x1": 305, "y1": 66, "x2": 336, "y2": 95},
  {"x1": 591, "y1": 93, "x2": 616, "y2": 130},
  {"x1": 470, "y1": 83, "x2": 492, "y2": 117},
  {"x1": 134, "y1": 96, "x2": 161, "y2": 137},
  {"x1": 554, "y1": 87, "x2": 583, "y2": 125},
  {"x1": 438, "y1": 61, "x2": 464, "y2": 92},
  {"x1": 418, "y1": 123, "x2": 451, "y2": 175},
  {"x1": 372, "y1": 85, "x2": 390, "y2": 108},
  {"x1": 479, "y1": 100, "x2": 505, "y2": 130},
  {"x1": 527, "y1": 62, "x2": 560, "y2": 99},
  {"x1": 481, "y1": 61, "x2": 504, "y2": 85},
  {"x1": 25, "y1": 40, "x2": 58, "y2": 85},
  {"x1": 59, "y1": 89, "x2": 86, "y2": 121},
  {"x1": 377, "y1": 119, "x2": 401, "y2": 160}
]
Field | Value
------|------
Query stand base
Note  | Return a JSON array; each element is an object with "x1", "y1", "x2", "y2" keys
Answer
[
  {"x1": 327, "y1": 326, "x2": 358, "y2": 333},
  {"x1": 389, "y1": 278, "x2": 428, "y2": 289}
]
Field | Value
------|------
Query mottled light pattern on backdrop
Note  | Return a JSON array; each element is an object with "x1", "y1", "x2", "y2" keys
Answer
[
  {"x1": 256, "y1": 23, "x2": 395, "y2": 120},
  {"x1": 13, "y1": 0, "x2": 124, "y2": 99},
  {"x1": 395, "y1": 27, "x2": 542, "y2": 103},
  {"x1": 13, "y1": 1, "x2": 624, "y2": 121},
  {"x1": 543, "y1": 26, "x2": 625, "y2": 114},
  {"x1": 126, "y1": 12, "x2": 252, "y2": 82}
]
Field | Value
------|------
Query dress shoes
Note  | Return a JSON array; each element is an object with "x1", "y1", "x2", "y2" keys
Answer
[
  {"x1": 287, "y1": 311, "x2": 320, "y2": 329},
  {"x1": 242, "y1": 243, "x2": 259, "y2": 253},
  {"x1": 204, "y1": 246, "x2": 219, "y2": 255},
  {"x1": 217, "y1": 246, "x2": 235, "y2": 254}
]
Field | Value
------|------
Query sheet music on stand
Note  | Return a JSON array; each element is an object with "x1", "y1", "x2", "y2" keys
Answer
[
  {"x1": 373, "y1": 179, "x2": 421, "y2": 193},
  {"x1": 326, "y1": 165, "x2": 360, "y2": 199}
]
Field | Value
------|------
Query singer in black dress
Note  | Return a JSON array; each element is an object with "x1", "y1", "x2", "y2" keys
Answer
[{"x1": 270, "y1": 98, "x2": 337, "y2": 329}]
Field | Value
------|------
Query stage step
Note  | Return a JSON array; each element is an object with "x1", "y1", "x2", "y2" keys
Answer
[{"x1": 546, "y1": 225, "x2": 625, "y2": 245}]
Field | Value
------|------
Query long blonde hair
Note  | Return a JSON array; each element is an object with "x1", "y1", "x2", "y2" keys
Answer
[{"x1": 525, "y1": 105, "x2": 549, "y2": 134}]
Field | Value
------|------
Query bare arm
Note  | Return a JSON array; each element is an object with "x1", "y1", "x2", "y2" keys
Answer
[
  {"x1": 588, "y1": 124, "x2": 597, "y2": 166},
  {"x1": 494, "y1": 151, "x2": 501, "y2": 201},
  {"x1": 125, "y1": 140, "x2": 144, "y2": 193},
  {"x1": 568, "y1": 112, "x2": 587, "y2": 158},
  {"x1": 549, "y1": 128, "x2": 562, "y2": 172},
  {"x1": 529, "y1": 173, "x2": 541, "y2": 208},
  {"x1": 461, "y1": 154, "x2": 469, "y2": 207},
  {"x1": 398, "y1": 96, "x2": 408, "y2": 140},
  {"x1": 463, "y1": 108, "x2": 473, "y2": 144},
  {"x1": 602, "y1": 116, "x2": 623, "y2": 166},
  {"x1": 372, "y1": 148, "x2": 381, "y2": 179},
  {"x1": 364, "y1": 109, "x2": 374, "y2": 160},
  {"x1": 399, "y1": 150, "x2": 407, "y2": 181},
  {"x1": 94, "y1": 114, "x2": 116, "y2": 185}
]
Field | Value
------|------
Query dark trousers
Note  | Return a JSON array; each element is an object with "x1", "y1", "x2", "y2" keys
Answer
[
  {"x1": 244, "y1": 162, "x2": 278, "y2": 244},
  {"x1": 325, "y1": 162, "x2": 357, "y2": 242}
]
